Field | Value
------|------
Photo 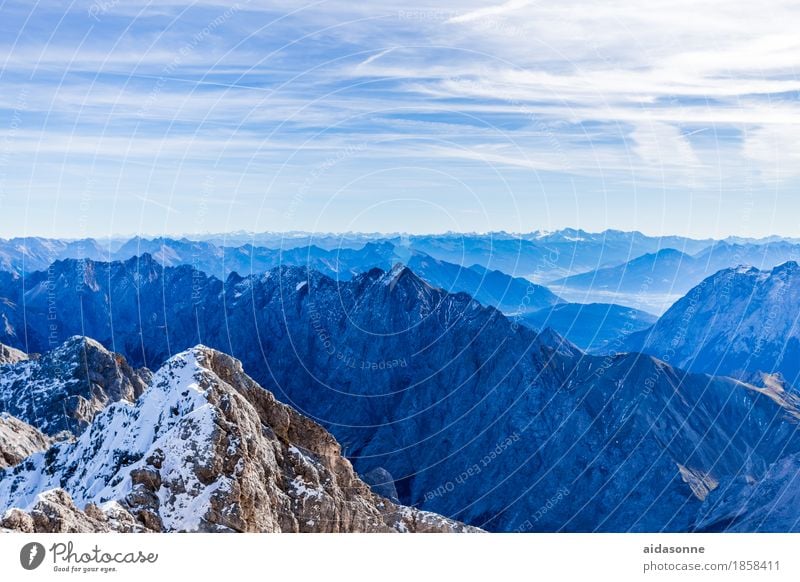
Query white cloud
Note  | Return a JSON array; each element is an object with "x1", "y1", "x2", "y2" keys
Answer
[
  {"x1": 744, "y1": 124, "x2": 800, "y2": 179},
  {"x1": 446, "y1": 0, "x2": 531, "y2": 24},
  {"x1": 630, "y1": 121, "x2": 700, "y2": 170}
]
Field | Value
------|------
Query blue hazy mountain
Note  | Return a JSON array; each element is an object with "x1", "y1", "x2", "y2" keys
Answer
[
  {"x1": 2, "y1": 255, "x2": 800, "y2": 531},
  {"x1": 550, "y1": 241, "x2": 800, "y2": 314},
  {"x1": 548, "y1": 248, "x2": 701, "y2": 314},
  {"x1": 408, "y1": 256, "x2": 561, "y2": 313},
  {"x1": 625, "y1": 261, "x2": 800, "y2": 388},
  {"x1": 550, "y1": 248, "x2": 701, "y2": 293},
  {"x1": 194, "y1": 229, "x2": 720, "y2": 281},
  {"x1": 3, "y1": 230, "x2": 797, "y2": 293},
  {"x1": 407, "y1": 232, "x2": 643, "y2": 281},
  {"x1": 694, "y1": 240, "x2": 800, "y2": 273},
  {"x1": 0, "y1": 237, "x2": 108, "y2": 274},
  {"x1": 111, "y1": 239, "x2": 564, "y2": 314},
  {"x1": 519, "y1": 302, "x2": 657, "y2": 353}
]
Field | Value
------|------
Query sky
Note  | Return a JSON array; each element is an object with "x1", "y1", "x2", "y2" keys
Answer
[{"x1": 0, "y1": 0, "x2": 799, "y2": 239}]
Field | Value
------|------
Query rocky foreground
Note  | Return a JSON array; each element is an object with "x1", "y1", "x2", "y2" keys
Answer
[{"x1": 0, "y1": 343, "x2": 479, "y2": 533}]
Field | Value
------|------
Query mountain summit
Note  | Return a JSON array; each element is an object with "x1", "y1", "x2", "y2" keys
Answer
[{"x1": 0, "y1": 345, "x2": 478, "y2": 533}]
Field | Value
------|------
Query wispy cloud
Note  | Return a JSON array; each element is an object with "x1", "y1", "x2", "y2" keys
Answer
[
  {"x1": 446, "y1": 0, "x2": 531, "y2": 24},
  {"x1": 0, "y1": 0, "x2": 798, "y2": 237}
]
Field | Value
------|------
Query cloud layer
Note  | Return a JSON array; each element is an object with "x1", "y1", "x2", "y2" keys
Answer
[{"x1": 0, "y1": 0, "x2": 798, "y2": 237}]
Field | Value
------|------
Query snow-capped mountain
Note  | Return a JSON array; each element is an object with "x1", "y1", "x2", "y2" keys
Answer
[
  {"x1": 0, "y1": 237, "x2": 108, "y2": 275},
  {"x1": 0, "y1": 337, "x2": 148, "y2": 436},
  {"x1": 0, "y1": 345, "x2": 478, "y2": 533},
  {"x1": 626, "y1": 261, "x2": 800, "y2": 387}
]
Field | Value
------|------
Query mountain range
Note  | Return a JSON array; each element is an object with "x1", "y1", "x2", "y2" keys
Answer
[
  {"x1": 2, "y1": 229, "x2": 793, "y2": 281},
  {"x1": 3, "y1": 255, "x2": 800, "y2": 531},
  {"x1": 519, "y1": 302, "x2": 657, "y2": 353},
  {"x1": 551, "y1": 241, "x2": 800, "y2": 314}
]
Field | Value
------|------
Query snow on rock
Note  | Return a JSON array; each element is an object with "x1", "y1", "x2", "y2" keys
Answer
[
  {"x1": 0, "y1": 343, "x2": 26, "y2": 365},
  {"x1": 0, "y1": 336, "x2": 149, "y2": 436},
  {"x1": 0, "y1": 346, "x2": 480, "y2": 533}
]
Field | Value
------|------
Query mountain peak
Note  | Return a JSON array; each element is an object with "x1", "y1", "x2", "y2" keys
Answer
[
  {"x1": 648, "y1": 247, "x2": 689, "y2": 260},
  {"x1": 56, "y1": 335, "x2": 107, "y2": 354},
  {"x1": 0, "y1": 342, "x2": 480, "y2": 533},
  {"x1": 771, "y1": 260, "x2": 800, "y2": 275},
  {"x1": 0, "y1": 337, "x2": 148, "y2": 436},
  {"x1": 377, "y1": 263, "x2": 431, "y2": 291},
  {"x1": 632, "y1": 259, "x2": 800, "y2": 384}
]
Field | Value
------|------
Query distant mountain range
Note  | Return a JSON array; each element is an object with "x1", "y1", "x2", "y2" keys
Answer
[
  {"x1": 2, "y1": 229, "x2": 795, "y2": 279},
  {"x1": 3, "y1": 255, "x2": 800, "y2": 531},
  {"x1": 550, "y1": 241, "x2": 800, "y2": 314},
  {"x1": 519, "y1": 302, "x2": 656, "y2": 353}
]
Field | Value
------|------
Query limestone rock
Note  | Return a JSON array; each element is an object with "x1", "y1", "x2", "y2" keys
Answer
[
  {"x1": 0, "y1": 414, "x2": 51, "y2": 469},
  {"x1": 0, "y1": 343, "x2": 26, "y2": 365},
  {"x1": 0, "y1": 347, "x2": 480, "y2": 533}
]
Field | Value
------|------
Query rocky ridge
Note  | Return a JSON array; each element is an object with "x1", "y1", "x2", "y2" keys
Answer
[
  {"x1": 0, "y1": 345, "x2": 480, "y2": 533},
  {"x1": 0, "y1": 336, "x2": 149, "y2": 436}
]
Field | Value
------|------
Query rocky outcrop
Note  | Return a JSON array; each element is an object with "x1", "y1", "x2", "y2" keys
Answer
[
  {"x1": 0, "y1": 347, "x2": 480, "y2": 533},
  {"x1": 0, "y1": 336, "x2": 149, "y2": 436},
  {"x1": 0, "y1": 489, "x2": 145, "y2": 533},
  {"x1": 0, "y1": 343, "x2": 26, "y2": 364},
  {"x1": 0, "y1": 414, "x2": 51, "y2": 469}
]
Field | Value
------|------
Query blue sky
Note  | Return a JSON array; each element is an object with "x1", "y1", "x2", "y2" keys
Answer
[{"x1": 0, "y1": 0, "x2": 798, "y2": 238}]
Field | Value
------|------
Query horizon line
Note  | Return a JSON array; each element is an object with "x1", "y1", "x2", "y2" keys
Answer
[{"x1": 2, "y1": 228, "x2": 799, "y2": 243}]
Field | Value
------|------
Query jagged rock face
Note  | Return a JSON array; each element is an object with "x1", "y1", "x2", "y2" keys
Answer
[
  {"x1": 0, "y1": 414, "x2": 51, "y2": 469},
  {"x1": 0, "y1": 343, "x2": 26, "y2": 364},
  {"x1": 627, "y1": 262, "x2": 800, "y2": 387},
  {"x1": 0, "y1": 336, "x2": 149, "y2": 436},
  {"x1": 0, "y1": 347, "x2": 479, "y2": 533},
  {"x1": 0, "y1": 251, "x2": 557, "y2": 363}
]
